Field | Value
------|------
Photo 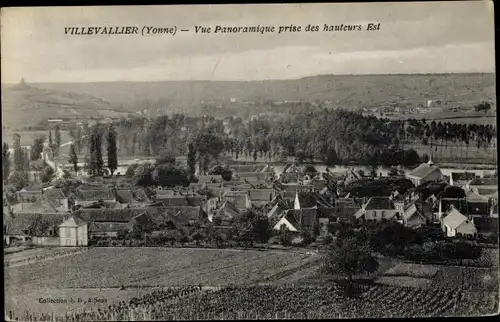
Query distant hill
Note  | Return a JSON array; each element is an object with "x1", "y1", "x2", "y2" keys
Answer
[
  {"x1": 1, "y1": 80, "x2": 133, "y2": 131},
  {"x1": 1, "y1": 73, "x2": 495, "y2": 129}
]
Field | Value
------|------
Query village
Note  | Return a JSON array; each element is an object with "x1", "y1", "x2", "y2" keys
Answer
[{"x1": 3, "y1": 135, "x2": 498, "y2": 251}]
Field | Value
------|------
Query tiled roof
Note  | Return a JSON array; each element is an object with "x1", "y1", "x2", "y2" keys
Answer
[
  {"x1": 442, "y1": 207, "x2": 470, "y2": 229},
  {"x1": 403, "y1": 204, "x2": 419, "y2": 221},
  {"x1": 441, "y1": 198, "x2": 468, "y2": 214},
  {"x1": 89, "y1": 222, "x2": 128, "y2": 233},
  {"x1": 116, "y1": 189, "x2": 150, "y2": 204},
  {"x1": 364, "y1": 197, "x2": 395, "y2": 210},
  {"x1": 466, "y1": 190, "x2": 489, "y2": 203},
  {"x1": 407, "y1": 163, "x2": 441, "y2": 179},
  {"x1": 16, "y1": 197, "x2": 60, "y2": 214},
  {"x1": 468, "y1": 202, "x2": 489, "y2": 216},
  {"x1": 451, "y1": 172, "x2": 477, "y2": 182},
  {"x1": 248, "y1": 189, "x2": 274, "y2": 201},
  {"x1": 223, "y1": 193, "x2": 248, "y2": 209},
  {"x1": 234, "y1": 172, "x2": 268, "y2": 180},
  {"x1": 157, "y1": 195, "x2": 204, "y2": 207},
  {"x1": 229, "y1": 165, "x2": 264, "y2": 173},
  {"x1": 473, "y1": 217, "x2": 498, "y2": 233},
  {"x1": 76, "y1": 189, "x2": 115, "y2": 201},
  {"x1": 477, "y1": 188, "x2": 498, "y2": 197},
  {"x1": 43, "y1": 188, "x2": 66, "y2": 200},
  {"x1": 198, "y1": 175, "x2": 223, "y2": 184},
  {"x1": 470, "y1": 178, "x2": 498, "y2": 186},
  {"x1": 60, "y1": 215, "x2": 87, "y2": 227},
  {"x1": 75, "y1": 208, "x2": 146, "y2": 223}
]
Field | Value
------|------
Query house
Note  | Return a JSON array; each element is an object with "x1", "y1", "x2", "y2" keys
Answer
[
  {"x1": 156, "y1": 193, "x2": 204, "y2": 207},
  {"x1": 75, "y1": 189, "x2": 116, "y2": 207},
  {"x1": 233, "y1": 172, "x2": 268, "y2": 182},
  {"x1": 437, "y1": 198, "x2": 468, "y2": 221},
  {"x1": 450, "y1": 172, "x2": 477, "y2": 187},
  {"x1": 212, "y1": 201, "x2": 240, "y2": 224},
  {"x1": 42, "y1": 188, "x2": 69, "y2": 212},
  {"x1": 248, "y1": 189, "x2": 275, "y2": 207},
  {"x1": 354, "y1": 197, "x2": 398, "y2": 221},
  {"x1": 406, "y1": 159, "x2": 443, "y2": 186},
  {"x1": 229, "y1": 164, "x2": 265, "y2": 173},
  {"x1": 273, "y1": 208, "x2": 318, "y2": 234},
  {"x1": 75, "y1": 209, "x2": 147, "y2": 238},
  {"x1": 401, "y1": 203, "x2": 429, "y2": 228},
  {"x1": 16, "y1": 187, "x2": 43, "y2": 203},
  {"x1": 441, "y1": 206, "x2": 477, "y2": 238},
  {"x1": 159, "y1": 206, "x2": 207, "y2": 227},
  {"x1": 472, "y1": 217, "x2": 499, "y2": 238},
  {"x1": 467, "y1": 178, "x2": 498, "y2": 194},
  {"x1": 59, "y1": 215, "x2": 88, "y2": 246},
  {"x1": 476, "y1": 188, "x2": 498, "y2": 201},
  {"x1": 222, "y1": 191, "x2": 252, "y2": 211},
  {"x1": 465, "y1": 189, "x2": 490, "y2": 218},
  {"x1": 329, "y1": 198, "x2": 362, "y2": 223},
  {"x1": 293, "y1": 191, "x2": 333, "y2": 210},
  {"x1": 115, "y1": 189, "x2": 150, "y2": 206},
  {"x1": 344, "y1": 169, "x2": 364, "y2": 184},
  {"x1": 197, "y1": 175, "x2": 223, "y2": 184}
]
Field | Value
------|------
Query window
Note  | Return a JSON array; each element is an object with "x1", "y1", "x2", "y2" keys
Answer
[
  {"x1": 381, "y1": 211, "x2": 386, "y2": 218},
  {"x1": 373, "y1": 211, "x2": 377, "y2": 217}
]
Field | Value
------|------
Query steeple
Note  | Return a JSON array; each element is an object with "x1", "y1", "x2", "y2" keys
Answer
[{"x1": 427, "y1": 155, "x2": 434, "y2": 166}]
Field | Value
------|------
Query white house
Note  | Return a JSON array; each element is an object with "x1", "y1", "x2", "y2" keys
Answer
[
  {"x1": 58, "y1": 215, "x2": 88, "y2": 246},
  {"x1": 441, "y1": 206, "x2": 477, "y2": 238}
]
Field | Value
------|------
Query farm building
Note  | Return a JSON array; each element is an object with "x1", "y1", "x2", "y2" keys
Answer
[
  {"x1": 441, "y1": 206, "x2": 477, "y2": 238},
  {"x1": 406, "y1": 159, "x2": 443, "y2": 186}
]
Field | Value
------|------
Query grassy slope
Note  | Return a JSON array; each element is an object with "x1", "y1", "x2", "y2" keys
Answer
[{"x1": 2, "y1": 73, "x2": 495, "y2": 131}]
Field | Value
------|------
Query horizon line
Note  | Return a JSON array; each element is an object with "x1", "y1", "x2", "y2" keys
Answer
[{"x1": 1, "y1": 71, "x2": 495, "y2": 85}]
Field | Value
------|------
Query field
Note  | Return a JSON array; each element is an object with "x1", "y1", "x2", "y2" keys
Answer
[
  {"x1": 4, "y1": 247, "x2": 319, "y2": 314},
  {"x1": 5, "y1": 246, "x2": 500, "y2": 320}
]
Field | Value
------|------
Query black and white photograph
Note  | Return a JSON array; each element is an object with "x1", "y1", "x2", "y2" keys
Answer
[{"x1": 2, "y1": 2, "x2": 498, "y2": 320}]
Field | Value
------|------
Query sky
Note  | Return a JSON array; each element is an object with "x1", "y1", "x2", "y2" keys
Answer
[{"x1": 0, "y1": 2, "x2": 495, "y2": 83}]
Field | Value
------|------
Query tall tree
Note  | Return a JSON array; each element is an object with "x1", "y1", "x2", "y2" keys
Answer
[
  {"x1": 2, "y1": 143, "x2": 11, "y2": 182},
  {"x1": 54, "y1": 125, "x2": 61, "y2": 156},
  {"x1": 31, "y1": 135, "x2": 46, "y2": 161},
  {"x1": 89, "y1": 126, "x2": 104, "y2": 176},
  {"x1": 13, "y1": 133, "x2": 25, "y2": 172},
  {"x1": 69, "y1": 144, "x2": 78, "y2": 174},
  {"x1": 107, "y1": 125, "x2": 118, "y2": 176},
  {"x1": 187, "y1": 142, "x2": 197, "y2": 179},
  {"x1": 48, "y1": 130, "x2": 53, "y2": 149}
]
